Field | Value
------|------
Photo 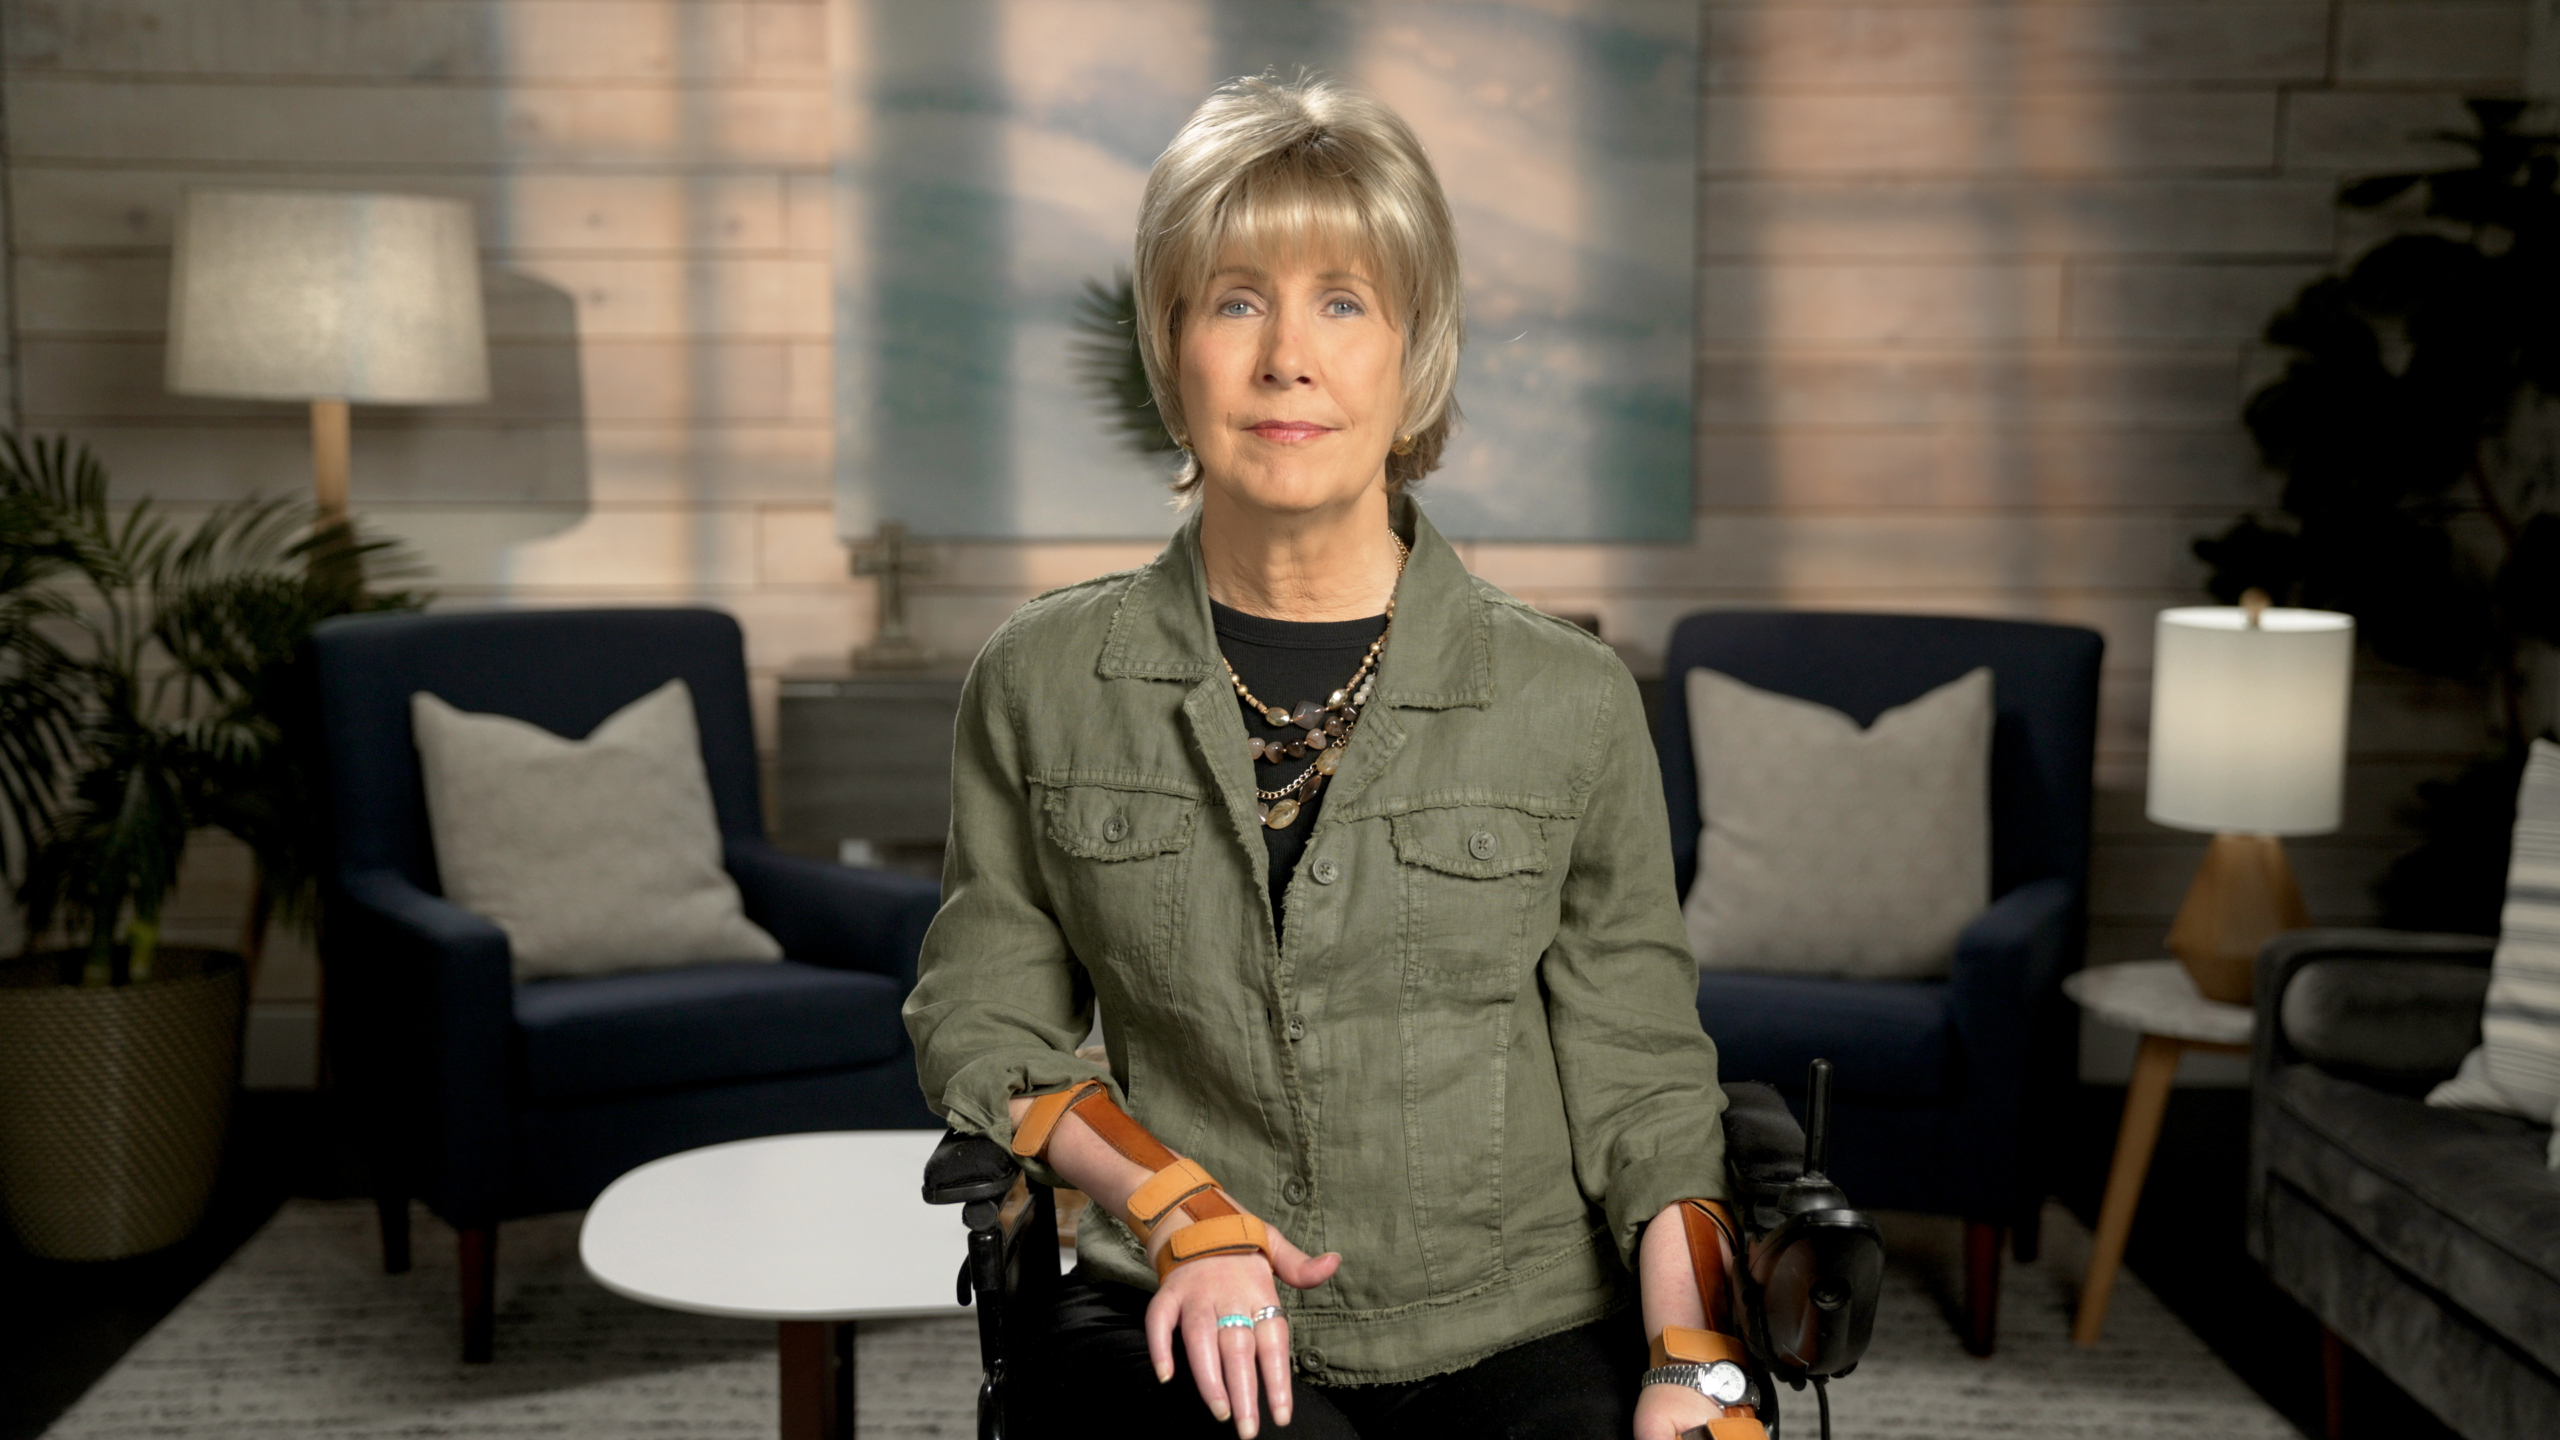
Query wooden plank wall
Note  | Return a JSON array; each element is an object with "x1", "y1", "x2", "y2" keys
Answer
[{"x1": 0, "y1": 0, "x2": 2521, "y2": 1082}]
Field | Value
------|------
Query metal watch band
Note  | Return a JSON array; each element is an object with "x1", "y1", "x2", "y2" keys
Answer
[{"x1": 1641, "y1": 1362, "x2": 1757, "y2": 1409}]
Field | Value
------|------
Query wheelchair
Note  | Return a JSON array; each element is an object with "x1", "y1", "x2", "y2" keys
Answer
[{"x1": 924, "y1": 1061, "x2": 1883, "y2": 1440}]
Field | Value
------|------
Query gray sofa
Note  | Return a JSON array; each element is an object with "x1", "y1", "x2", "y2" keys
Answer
[{"x1": 2249, "y1": 930, "x2": 2560, "y2": 1439}]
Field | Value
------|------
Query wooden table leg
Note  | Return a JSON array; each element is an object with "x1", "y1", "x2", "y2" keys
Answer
[
  {"x1": 779, "y1": 1320, "x2": 855, "y2": 1440},
  {"x1": 2073, "y1": 1033, "x2": 2183, "y2": 1346}
]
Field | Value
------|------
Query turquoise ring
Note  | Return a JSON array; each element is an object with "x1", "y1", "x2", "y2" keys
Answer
[{"x1": 1217, "y1": 1314, "x2": 1256, "y2": 1329}]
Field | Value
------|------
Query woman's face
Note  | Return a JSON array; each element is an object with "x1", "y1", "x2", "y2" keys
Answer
[{"x1": 1176, "y1": 247, "x2": 1405, "y2": 520}]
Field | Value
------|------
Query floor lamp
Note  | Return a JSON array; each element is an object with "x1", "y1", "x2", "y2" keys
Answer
[
  {"x1": 164, "y1": 188, "x2": 489, "y2": 519},
  {"x1": 2146, "y1": 596, "x2": 2355, "y2": 1003}
]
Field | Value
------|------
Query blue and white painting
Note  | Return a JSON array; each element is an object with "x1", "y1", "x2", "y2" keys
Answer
[{"x1": 833, "y1": 0, "x2": 1696, "y2": 541}]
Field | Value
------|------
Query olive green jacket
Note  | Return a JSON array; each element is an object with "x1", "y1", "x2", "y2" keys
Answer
[{"x1": 903, "y1": 501, "x2": 1727, "y2": 1385}]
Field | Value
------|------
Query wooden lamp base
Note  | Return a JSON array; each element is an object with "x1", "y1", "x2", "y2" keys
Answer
[
  {"x1": 311, "y1": 397, "x2": 350, "y2": 521},
  {"x1": 2166, "y1": 832, "x2": 2309, "y2": 1005}
]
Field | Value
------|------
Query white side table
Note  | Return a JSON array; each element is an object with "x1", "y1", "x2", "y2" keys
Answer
[
  {"x1": 2060, "y1": 959, "x2": 2254, "y2": 1346},
  {"x1": 580, "y1": 1130, "x2": 968, "y2": 1440}
]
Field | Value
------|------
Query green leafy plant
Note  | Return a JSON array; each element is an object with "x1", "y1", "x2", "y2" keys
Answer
[
  {"x1": 2196, "y1": 100, "x2": 2560, "y2": 931},
  {"x1": 1071, "y1": 270, "x2": 1180, "y2": 456},
  {"x1": 0, "y1": 433, "x2": 425, "y2": 986}
]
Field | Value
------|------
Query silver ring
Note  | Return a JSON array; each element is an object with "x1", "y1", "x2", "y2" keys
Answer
[
  {"x1": 1250, "y1": 1306, "x2": 1284, "y2": 1325},
  {"x1": 1217, "y1": 1314, "x2": 1256, "y2": 1329}
]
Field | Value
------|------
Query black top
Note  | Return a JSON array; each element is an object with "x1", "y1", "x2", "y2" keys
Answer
[{"x1": 1210, "y1": 600, "x2": 1389, "y2": 940}]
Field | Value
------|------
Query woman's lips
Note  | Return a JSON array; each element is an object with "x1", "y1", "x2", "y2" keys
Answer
[{"x1": 1246, "y1": 421, "x2": 1333, "y2": 443}]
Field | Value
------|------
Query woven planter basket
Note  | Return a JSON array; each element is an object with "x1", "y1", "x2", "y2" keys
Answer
[{"x1": 0, "y1": 948, "x2": 244, "y2": 1260}]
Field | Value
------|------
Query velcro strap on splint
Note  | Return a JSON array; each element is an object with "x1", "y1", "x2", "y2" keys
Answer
[
  {"x1": 1126, "y1": 1158, "x2": 1221, "y2": 1236},
  {"x1": 1155, "y1": 1212, "x2": 1271, "y2": 1279},
  {"x1": 1704, "y1": 1419, "x2": 1768, "y2": 1440},
  {"x1": 1652, "y1": 1325, "x2": 1750, "y2": 1370},
  {"x1": 1008, "y1": 1079, "x2": 1107, "y2": 1161}
]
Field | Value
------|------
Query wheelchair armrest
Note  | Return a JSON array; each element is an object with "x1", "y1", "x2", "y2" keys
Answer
[
  {"x1": 925, "y1": 1129, "x2": 1023, "y2": 1207},
  {"x1": 1720, "y1": 1081, "x2": 1808, "y2": 1237}
]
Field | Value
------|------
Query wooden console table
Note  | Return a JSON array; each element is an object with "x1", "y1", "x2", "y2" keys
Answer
[{"x1": 775, "y1": 674, "x2": 967, "y2": 863}]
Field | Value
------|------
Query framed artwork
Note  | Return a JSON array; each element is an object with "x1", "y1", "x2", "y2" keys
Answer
[{"x1": 833, "y1": 0, "x2": 1696, "y2": 540}]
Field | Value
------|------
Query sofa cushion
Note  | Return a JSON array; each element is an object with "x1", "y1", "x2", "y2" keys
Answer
[
  {"x1": 513, "y1": 960, "x2": 906, "y2": 1103},
  {"x1": 2430, "y1": 737, "x2": 2560, "y2": 1153},
  {"x1": 2261, "y1": 1176, "x2": 2560, "y2": 1440},
  {"x1": 2262, "y1": 1061, "x2": 2560, "y2": 1374},
  {"x1": 1697, "y1": 972, "x2": 1950, "y2": 1102}
]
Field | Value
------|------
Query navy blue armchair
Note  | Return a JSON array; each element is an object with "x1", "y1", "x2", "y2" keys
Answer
[
  {"x1": 1658, "y1": 611, "x2": 2102, "y2": 1355},
  {"x1": 313, "y1": 607, "x2": 940, "y2": 1361}
]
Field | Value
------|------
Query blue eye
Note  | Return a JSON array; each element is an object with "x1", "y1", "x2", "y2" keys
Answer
[
  {"x1": 1326, "y1": 298, "x2": 1363, "y2": 317},
  {"x1": 1221, "y1": 300, "x2": 1253, "y2": 317}
]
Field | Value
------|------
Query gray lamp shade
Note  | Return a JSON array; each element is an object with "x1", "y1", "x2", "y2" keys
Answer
[
  {"x1": 2146, "y1": 605, "x2": 2355, "y2": 836},
  {"x1": 165, "y1": 189, "x2": 489, "y2": 405}
]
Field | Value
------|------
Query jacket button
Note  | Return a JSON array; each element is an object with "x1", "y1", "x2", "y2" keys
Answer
[
  {"x1": 1102, "y1": 813, "x2": 1129, "y2": 843},
  {"x1": 1468, "y1": 830, "x2": 1498, "y2": 860},
  {"x1": 1311, "y1": 858, "x2": 1340, "y2": 884},
  {"x1": 1298, "y1": 1345, "x2": 1326, "y2": 1372},
  {"x1": 1286, "y1": 1014, "x2": 1307, "y2": 1041},
  {"x1": 1283, "y1": 1177, "x2": 1309, "y2": 1205}
]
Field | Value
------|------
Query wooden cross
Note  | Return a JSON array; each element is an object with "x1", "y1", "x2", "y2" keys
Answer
[{"x1": 850, "y1": 521, "x2": 937, "y2": 670}]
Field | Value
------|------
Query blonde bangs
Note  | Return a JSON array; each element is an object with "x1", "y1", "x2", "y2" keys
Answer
[
  {"x1": 1133, "y1": 76, "x2": 1464, "y2": 495},
  {"x1": 1179, "y1": 150, "x2": 1412, "y2": 326}
]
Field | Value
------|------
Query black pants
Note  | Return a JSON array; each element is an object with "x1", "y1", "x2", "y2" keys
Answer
[{"x1": 1014, "y1": 1267, "x2": 1648, "y2": 1439}]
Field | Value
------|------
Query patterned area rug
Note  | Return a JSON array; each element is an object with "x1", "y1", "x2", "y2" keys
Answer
[{"x1": 42, "y1": 1200, "x2": 2297, "y2": 1439}]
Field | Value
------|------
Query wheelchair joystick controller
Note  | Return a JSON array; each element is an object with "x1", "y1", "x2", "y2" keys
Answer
[{"x1": 1695, "y1": 1058, "x2": 1886, "y2": 1440}]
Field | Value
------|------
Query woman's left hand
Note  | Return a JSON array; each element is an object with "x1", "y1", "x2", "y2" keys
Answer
[{"x1": 1634, "y1": 1380, "x2": 1725, "y2": 1440}]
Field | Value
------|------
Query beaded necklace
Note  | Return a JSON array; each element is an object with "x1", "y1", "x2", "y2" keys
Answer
[{"x1": 1219, "y1": 529, "x2": 1409, "y2": 831}]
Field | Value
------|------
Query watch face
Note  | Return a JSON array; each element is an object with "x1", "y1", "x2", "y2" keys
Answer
[{"x1": 1701, "y1": 1361, "x2": 1750, "y2": 1405}]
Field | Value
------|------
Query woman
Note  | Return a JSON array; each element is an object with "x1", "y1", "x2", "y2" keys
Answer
[{"x1": 905, "y1": 76, "x2": 1748, "y2": 1440}]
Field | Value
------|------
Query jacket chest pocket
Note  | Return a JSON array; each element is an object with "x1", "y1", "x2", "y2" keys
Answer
[
  {"x1": 1040, "y1": 783, "x2": 1200, "y2": 976},
  {"x1": 1388, "y1": 803, "x2": 1551, "y2": 976}
]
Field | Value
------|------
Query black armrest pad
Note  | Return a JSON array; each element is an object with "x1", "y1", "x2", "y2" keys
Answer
[
  {"x1": 1722, "y1": 1082, "x2": 1806, "y2": 1186},
  {"x1": 924, "y1": 1129, "x2": 1020, "y2": 1205}
]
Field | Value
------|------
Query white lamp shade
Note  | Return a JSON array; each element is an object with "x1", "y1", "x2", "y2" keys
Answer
[
  {"x1": 165, "y1": 188, "x2": 489, "y2": 405},
  {"x1": 2146, "y1": 606, "x2": 2355, "y2": 835}
]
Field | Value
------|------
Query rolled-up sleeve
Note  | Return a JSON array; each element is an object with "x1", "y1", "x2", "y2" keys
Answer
[
  {"x1": 1540, "y1": 662, "x2": 1728, "y2": 1266},
  {"x1": 902, "y1": 616, "x2": 1118, "y2": 1181}
]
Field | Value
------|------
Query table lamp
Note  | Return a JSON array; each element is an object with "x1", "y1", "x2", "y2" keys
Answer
[
  {"x1": 2146, "y1": 594, "x2": 2355, "y2": 1003},
  {"x1": 165, "y1": 189, "x2": 489, "y2": 519}
]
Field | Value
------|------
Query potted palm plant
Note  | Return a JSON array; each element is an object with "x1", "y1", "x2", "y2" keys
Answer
[{"x1": 0, "y1": 434, "x2": 422, "y2": 1260}]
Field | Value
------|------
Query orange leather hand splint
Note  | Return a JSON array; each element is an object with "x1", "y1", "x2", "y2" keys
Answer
[
  {"x1": 1011, "y1": 1080, "x2": 1274, "y2": 1279},
  {"x1": 1651, "y1": 1199, "x2": 1768, "y2": 1439}
]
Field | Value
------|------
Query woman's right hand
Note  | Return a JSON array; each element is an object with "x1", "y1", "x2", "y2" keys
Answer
[{"x1": 1143, "y1": 1218, "x2": 1341, "y2": 1439}]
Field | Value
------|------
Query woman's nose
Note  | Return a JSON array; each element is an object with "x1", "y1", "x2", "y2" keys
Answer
[{"x1": 1259, "y1": 318, "x2": 1314, "y2": 387}]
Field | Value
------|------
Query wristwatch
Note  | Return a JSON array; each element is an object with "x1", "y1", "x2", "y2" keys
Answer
[{"x1": 1641, "y1": 1359, "x2": 1758, "y2": 1409}]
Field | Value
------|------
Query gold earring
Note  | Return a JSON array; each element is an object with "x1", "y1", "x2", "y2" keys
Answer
[{"x1": 1391, "y1": 434, "x2": 1415, "y2": 456}]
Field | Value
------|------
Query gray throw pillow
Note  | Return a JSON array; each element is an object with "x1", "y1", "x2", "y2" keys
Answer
[
  {"x1": 2427, "y1": 737, "x2": 2560, "y2": 1169},
  {"x1": 411, "y1": 678, "x2": 781, "y2": 981},
  {"x1": 1683, "y1": 666, "x2": 1993, "y2": 980}
]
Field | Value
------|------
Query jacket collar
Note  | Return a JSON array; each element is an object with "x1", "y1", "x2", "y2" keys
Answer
[{"x1": 1097, "y1": 494, "x2": 1493, "y2": 710}]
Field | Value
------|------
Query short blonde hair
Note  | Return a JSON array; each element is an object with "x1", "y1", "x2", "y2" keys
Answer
[{"x1": 1134, "y1": 75, "x2": 1463, "y2": 494}]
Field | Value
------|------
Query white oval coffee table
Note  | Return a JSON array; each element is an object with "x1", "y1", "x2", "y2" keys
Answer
[{"x1": 581, "y1": 1130, "x2": 969, "y2": 1440}]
